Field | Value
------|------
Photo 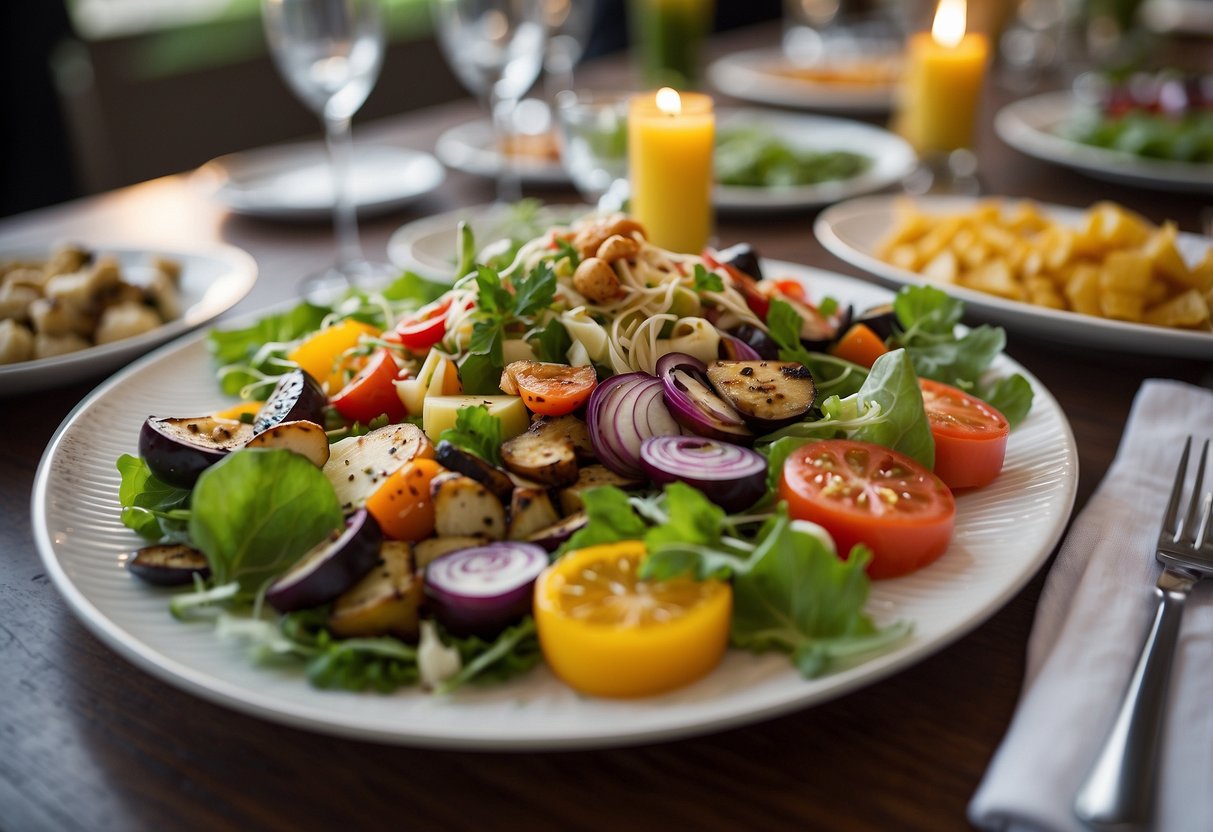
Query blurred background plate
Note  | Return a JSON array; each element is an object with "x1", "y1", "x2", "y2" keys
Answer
[
  {"x1": 0, "y1": 243, "x2": 256, "y2": 395},
  {"x1": 995, "y1": 91, "x2": 1213, "y2": 194},
  {"x1": 387, "y1": 202, "x2": 592, "y2": 280},
  {"x1": 191, "y1": 141, "x2": 445, "y2": 220},
  {"x1": 434, "y1": 119, "x2": 571, "y2": 187},
  {"x1": 707, "y1": 46, "x2": 897, "y2": 113},
  {"x1": 714, "y1": 110, "x2": 915, "y2": 213}
]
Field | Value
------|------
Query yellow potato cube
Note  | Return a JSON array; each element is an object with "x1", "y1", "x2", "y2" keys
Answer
[
  {"x1": 922, "y1": 249, "x2": 959, "y2": 284},
  {"x1": 1099, "y1": 290, "x2": 1145, "y2": 322},
  {"x1": 962, "y1": 260, "x2": 1025, "y2": 301},
  {"x1": 886, "y1": 244, "x2": 921, "y2": 271},
  {"x1": 1099, "y1": 251, "x2": 1152, "y2": 294},
  {"x1": 1041, "y1": 227, "x2": 1078, "y2": 272},
  {"x1": 1026, "y1": 276, "x2": 1066, "y2": 310},
  {"x1": 1143, "y1": 289, "x2": 1210, "y2": 328},
  {"x1": 1142, "y1": 222, "x2": 1193, "y2": 286},
  {"x1": 1086, "y1": 202, "x2": 1152, "y2": 249},
  {"x1": 1005, "y1": 201, "x2": 1049, "y2": 234},
  {"x1": 1065, "y1": 264, "x2": 1102, "y2": 316}
]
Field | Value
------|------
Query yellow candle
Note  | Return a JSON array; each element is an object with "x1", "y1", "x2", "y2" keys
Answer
[
  {"x1": 897, "y1": 0, "x2": 989, "y2": 154},
  {"x1": 628, "y1": 88, "x2": 714, "y2": 254}
]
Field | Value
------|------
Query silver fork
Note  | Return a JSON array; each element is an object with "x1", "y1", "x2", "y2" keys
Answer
[{"x1": 1074, "y1": 437, "x2": 1212, "y2": 831}]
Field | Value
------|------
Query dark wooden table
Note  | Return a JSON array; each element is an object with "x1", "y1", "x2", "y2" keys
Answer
[{"x1": 2, "y1": 24, "x2": 1210, "y2": 832}]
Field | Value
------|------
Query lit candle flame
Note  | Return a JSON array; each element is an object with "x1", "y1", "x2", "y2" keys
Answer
[
  {"x1": 656, "y1": 87, "x2": 682, "y2": 116},
  {"x1": 931, "y1": 0, "x2": 967, "y2": 48}
]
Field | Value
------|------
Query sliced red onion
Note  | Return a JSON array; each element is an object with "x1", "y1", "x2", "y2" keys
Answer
[
  {"x1": 639, "y1": 436, "x2": 768, "y2": 513},
  {"x1": 586, "y1": 371, "x2": 682, "y2": 477},
  {"x1": 655, "y1": 352, "x2": 752, "y2": 444},
  {"x1": 424, "y1": 542, "x2": 549, "y2": 638},
  {"x1": 718, "y1": 332, "x2": 763, "y2": 361}
]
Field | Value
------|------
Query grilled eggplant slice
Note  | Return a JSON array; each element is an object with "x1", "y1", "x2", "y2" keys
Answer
[
  {"x1": 506, "y1": 487, "x2": 561, "y2": 541},
  {"x1": 264, "y1": 509, "x2": 383, "y2": 613},
  {"x1": 855, "y1": 303, "x2": 898, "y2": 341},
  {"x1": 558, "y1": 465, "x2": 644, "y2": 515},
  {"x1": 530, "y1": 414, "x2": 595, "y2": 462},
  {"x1": 328, "y1": 541, "x2": 423, "y2": 640},
  {"x1": 244, "y1": 420, "x2": 330, "y2": 468},
  {"x1": 126, "y1": 544, "x2": 210, "y2": 586},
  {"x1": 138, "y1": 415, "x2": 255, "y2": 488},
  {"x1": 253, "y1": 369, "x2": 326, "y2": 434},
  {"x1": 433, "y1": 440, "x2": 514, "y2": 503},
  {"x1": 706, "y1": 360, "x2": 816, "y2": 429},
  {"x1": 500, "y1": 430, "x2": 579, "y2": 487},
  {"x1": 525, "y1": 512, "x2": 588, "y2": 552},
  {"x1": 714, "y1": 243, "x2": 764, "y2": 282},
  {"x1": 431, "y1": 471, "x2": 507, "y2": 540}
]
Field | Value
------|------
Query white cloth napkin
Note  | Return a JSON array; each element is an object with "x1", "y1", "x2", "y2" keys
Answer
[{"x1": 969, "y1": 379, "x2": 1213, "y2": 832}]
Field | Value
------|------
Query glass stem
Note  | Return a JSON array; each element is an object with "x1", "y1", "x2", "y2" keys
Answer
[
  {"x1": 324, "y1": 112, "x2": 363, "y2": 272},
  {"x1": 489, "y1": 89, "x2": 522, "y2": 205}
]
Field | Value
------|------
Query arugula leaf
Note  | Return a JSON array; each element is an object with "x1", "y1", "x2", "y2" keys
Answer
[
  {"x1": 556, "y1": 486, "x2": 648, "y2": 556},
  {"x1": 116, "y1": 454, "x2": 192, "y2": 541},
  {"x1": 759, "y1": 436, "x2": 811, "y2": 493},
  {"x1": 439, "y1": 404, "x2": 504, "y2": 467},
  {"x1": 762, "y1": 349, "x2": 935, "y2": 469},
  {"x1": 208, "y1": 303, "x2": 330, "y2": 366},
  {"x1": 766, "y1": 297, "x2": 815, "y2": 364},
  {"x1": 435, "y1": 617, "x2": 542, "y2": 693},
  {"x1": 889, "y1": 285, "x2": 1034, "y2": 425},
  {"x1": 528, "y1": 317, "x2": 572, "y2": 363},
  {"x1": 380, "y1": 271, "x2": 449, "y2": 305},
  {"x1": 729, "y1": 507, "x2": 912, "y2": 678},
  {"x1": 639, "y1": 484, "x2": 751, "y2": 581},
  {"x1": 692, "y1": 264, "x2": 725, "y2": 293},
  {"x1": 188, "y1": 449, "x2": 344, "y2": 599},
  {"x1": 981, "y1": 373, "x2": 1034, "y2": 426}
]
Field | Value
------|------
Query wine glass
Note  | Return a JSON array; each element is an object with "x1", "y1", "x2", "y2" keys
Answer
[
  {"x1": 261, "y1": 0, "x2": 391, "y2": 297},
  {"x1": 543, "y1": 0, "x2": 594, "y2": 97},
  {"x1": 555, "y1": 90, "x2": 630, "y2": 212},
  {"x1": 431, "y1": 0, "x2": 548, "y2": 204}
]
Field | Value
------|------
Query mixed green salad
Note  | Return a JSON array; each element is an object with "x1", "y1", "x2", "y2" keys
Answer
[{"x1": 116, "y1": 213, "x2": 1033, "y2": 698}]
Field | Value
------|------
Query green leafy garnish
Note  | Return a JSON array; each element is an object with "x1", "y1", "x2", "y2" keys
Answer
[
  {"x1": 692, "y1": 264, "x2": 725, "y2": 294},
  {"x1": 556, "y1": 486, "x2": 648, "y2": 556},
  {"x1": 116, "y1": 454, "x2": 191, "y2": 541},
  {"x1": 439, "y1": 404, "x2": 504, "y2": 467},
  {"x1": 188, "y1": 448, "x2": 344, "y2": 599},
  {"x1": 528, "y1": 317, "x2": 573, "y2": 364}
]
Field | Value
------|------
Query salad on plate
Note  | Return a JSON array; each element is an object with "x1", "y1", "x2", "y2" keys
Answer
[{"x1": 116, "y1": 211, "x2": 1034, "y2": 699}]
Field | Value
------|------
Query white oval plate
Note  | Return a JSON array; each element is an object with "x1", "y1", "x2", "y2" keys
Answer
[
  {"x1": 714, "y1": 110, "x2": 916, "y2": 213},
  {"x1": 437, "y1": 113, "x2": 914, "y2": 213},
  {"x1": 0, "y1": 243, "x2": 257, "y2": 396},
  {"x1": 33, "y1": 262, "x2": 1077, "y2": 750},
  {"x1": 994, "y1": 91, "x2": 1213, "y2": 194},
  {"x1": 815, "y1": 195, "x2": 1213, "y2": 358},
  {"x1": 435, "y1": 120, "x2": 570, "y2": 187},
  {"x1": 707, "y1": 46, "x2": 896, "y2": 114},
  {"x1": 192, "y1": 141, "x2": 446, "y2": 221},
  {"x1": 386, "y1": 202, "x2": 594, "y2": 281}
]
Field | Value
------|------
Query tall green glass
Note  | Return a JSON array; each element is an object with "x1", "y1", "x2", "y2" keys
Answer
[{"x1": 628, "y1": 0, "x2": 715, "y2": 89}]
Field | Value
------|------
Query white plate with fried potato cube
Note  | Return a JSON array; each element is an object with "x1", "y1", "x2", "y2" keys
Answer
[
  {"x1": 814, "y1": 195, "x2": 1213, "y2": 358},
  {"x1": 0, "y1": 243, "x2": 257, "y2": 396}
]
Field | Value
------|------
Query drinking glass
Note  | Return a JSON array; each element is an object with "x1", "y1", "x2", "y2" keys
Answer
[
  {"x1": 555, "y1": 91, "x2": 630, "y2": 212},
  {"x1": 543, "y1": 0, "x2": 594, "y2": 97},
  {"x1": 431, "y1": 0, "x2": 548, "y2": 203},
  {"x1": 262, "y1": 0, "x2": 391, "y2": 297}
]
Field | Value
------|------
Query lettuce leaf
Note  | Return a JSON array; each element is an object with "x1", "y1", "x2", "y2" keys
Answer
[
  {"x1": 188, "y1": 448, "x2": 344, "y2": 598},
  {"x1": 116, "y1": 454, "x2": 192, "y2": 542}
]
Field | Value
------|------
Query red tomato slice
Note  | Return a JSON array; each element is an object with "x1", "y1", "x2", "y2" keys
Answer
[
  {"x1": 919, "y1": 379, "x2": 1010, "y2": 490},
  {"x1": 779, "y1": 439, "x2": 956, "y2": 579},
  {"x1": 390, "y1": 298, "x2": 453, "y2": 353},
  {"x1": 330, "y1": 348, "x2": 409, "y2": 424}
]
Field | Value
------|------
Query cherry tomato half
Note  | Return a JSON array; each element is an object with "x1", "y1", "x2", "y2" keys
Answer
[
  {"x1": 500, "y1": 360, "x2": 597, "y2": 417},
  {"x1": 779, "y1": 439, "x2": 956, "y2": 579},
  {"x1": 701, "y1": 248, "x2": 769, "y2": 319},
  {"x1": 390, "y1": 298, "x2": 453, "y2": 353},
  {"x1": 330, "y1": 348, "x2": 409, "y2": 424},
  {"x1": 919, "y1": 379, "x2": 1010, "y2": 490}
]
